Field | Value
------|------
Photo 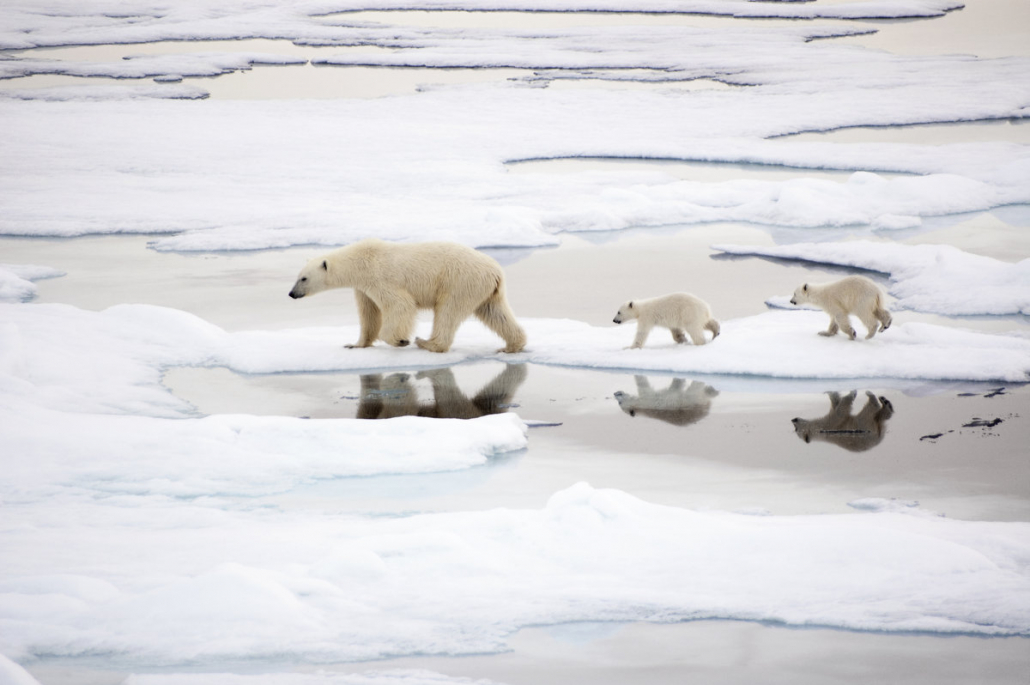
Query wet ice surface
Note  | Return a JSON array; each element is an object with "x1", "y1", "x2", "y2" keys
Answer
[{"x1": 2, "y1": 1, "x2": 1030, "y2": 683}]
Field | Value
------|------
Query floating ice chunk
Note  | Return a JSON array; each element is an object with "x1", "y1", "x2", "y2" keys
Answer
[
  {"x1": 0, "y1": 84, "x2": 209, "y2": 101},
  {"x1": 123, "y1": 669, "x2": 509, "y2": 684},
  {"x1": 0, "y1": 264, "x2": 62, "y2": 302},
  {"x1": 3, "y1": 406, "x2": 528, "y2": 498},
  {"x1": 848, "y1": 498, "x2": 923, "y2": 512},
  {"x1": 0, "y1": 52, "x2": 306, "y2": 81},
  {"x1": 521, "y1": 315, "x2": 1030, "y2": 382},
  {"x1": 713, "y1": 241, "x2": 1030, "y2": 315},
  {"x1": 4, "y1": 303, "x2": 1029, "y2": 425},
  {"x1": 0, "y1": 0, "x2": 967, "y2": 53},
  {"x1": 0, "y1": 655, "x2": 41, "y2": 685}
]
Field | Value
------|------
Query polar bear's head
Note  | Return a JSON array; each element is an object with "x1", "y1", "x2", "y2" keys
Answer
[
  {"x1": 791, "y1": 417, "x2": 814, "y2": 443},
  {"x1": 288, "y1": 257, "x2": 330, "y2": 299},
  {"x1": 789, "y1": 284, "x2": 810, "y2": 306},
  {"x1": 612, "y1": 301, "x2": 638, "y2": 324}
]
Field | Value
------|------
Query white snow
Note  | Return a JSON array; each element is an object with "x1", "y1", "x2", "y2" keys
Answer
[
  {"x1": 125, "y1": 672, "x2": 506, "y2": 685},
  {"x1": 2, "y1": 299, "x2": 1027, "y2": 664},
  {"x1": 0, "y1": 0, "x2": 966, "y2": 53},
  {"x1": 2, "y1": 97, "x2": 1028, "y2": 250},
  {"x1": 713, "y1": 240, "x2": 1030, "y2": 316},
  {"x1": 0, "y1": 654, "x2": 42, "y2": 685},
  {"x1": 1, "y1": 482, "x2": 1028, "y2": 666},
  {"x1": 0, "y1": 264, "x2": 63, "y2": 302},
  {"x1": 1, "y1": 1, "x2": 1029, "y2": 250},
  {"x1": 2, "y1": 0, "x2": 1029, "y2": 677},
  {"x1": 0, "y1": 52, "x2": 306, "y2": 82}
]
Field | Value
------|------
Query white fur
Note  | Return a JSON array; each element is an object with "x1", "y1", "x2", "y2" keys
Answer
[
  {"x1": 289, "y1": 238, "x2": 526, "y2": 353},
  {"x1": 790, "y1": 275, "x2": 892, "y2": 340},
  {"x1": 613, "y1": 292, "x2": 720, "y2": 349}
]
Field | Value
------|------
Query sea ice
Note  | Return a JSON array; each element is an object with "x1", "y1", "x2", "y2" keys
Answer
[
  {"x1": 1, "y1": 1, "x2": 1028, "y2": 250},
  {"x1": 1, "y1": 0, "x2": 1028, "y2": 677},
  {"x1": 1, "y1": 483, "x2": 1028, "y2": 666},
  {"x1": 0, "y1": 264, "x2": 63, "y2": 302},
  {"x1": 713, "y1": 240, "x2": 1030, "y2": 316}
]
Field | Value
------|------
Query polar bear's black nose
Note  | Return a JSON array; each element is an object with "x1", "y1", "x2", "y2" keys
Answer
[
  {"x1": 789, "y1": 298, "x2": 797, "y2": 305},
  {"x1": 289, "y1": 290, "x2": 302, "y2": 299},
  {"x1": 613, "y1": 317, "x2": 620, "y2": 324}
]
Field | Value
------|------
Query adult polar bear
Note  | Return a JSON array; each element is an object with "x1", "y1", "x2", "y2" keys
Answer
[{"x1": 289, "y1": 238, "x2": 526, "y2": 353}]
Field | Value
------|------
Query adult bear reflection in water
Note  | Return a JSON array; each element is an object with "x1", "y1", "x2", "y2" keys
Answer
[
  {"x1": 792, "y1": 391, "x2": 895, "y2": 452},
  {"x1": 614, "y1": 376, "x2": 719, "y2": 427},
  {"x1": 357, "y1": 364, "x2": 527, "y2": 420}
]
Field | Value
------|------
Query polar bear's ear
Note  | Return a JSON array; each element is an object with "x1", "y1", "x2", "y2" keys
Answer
[
  {"x1": 802, "y1": 284, "x2": 808, "y2": 292},
  {"x1": 322, "y1": 260, "x2": 328, "y2": 271},
  {"x1": 628, "y1": 301, "x2": 634, "y2": 308}
]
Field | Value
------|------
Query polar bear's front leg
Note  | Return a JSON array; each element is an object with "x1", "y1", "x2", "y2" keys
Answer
[
  {"x1": 347, "y1": 290, "x2": 382, "y2": 348},
  {"x1": 630, "y1": 323, "x2": 653, "y2": 349},
  {"x1": 819, "y1": 317, "x2": 840, "y2": 338}
]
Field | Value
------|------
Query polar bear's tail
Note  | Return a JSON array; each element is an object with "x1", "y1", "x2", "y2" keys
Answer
[{"x1": 705, "y1": 318, "x2": 721, "y2": 340}]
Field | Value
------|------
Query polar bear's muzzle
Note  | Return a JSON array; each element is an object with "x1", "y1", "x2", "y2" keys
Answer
[{"x1": 613, "y1": 315, "x2": 622, "y2": 324}]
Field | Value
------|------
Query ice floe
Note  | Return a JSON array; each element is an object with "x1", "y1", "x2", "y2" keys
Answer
[
  {"x1": 1, "y1": 483, "x2": 1028, "y2": 667},
  {"x1": 713, "y1": 240, "x2": 1030, "y2": 316},
  {"x1": 0, "y1": 0, "x2": 967, "y2": 53},
  {"x1": 0, "y1": 52, "x2": 305, "y2": 82},
  {"x1": 3, "y1": 304, "x2": 1028, "y2": 424},
  {"x1": 123, "y1": 673, "x2": 508, "y2": 685},
  {"x1": 2, "y1": 96, "x2": 1029, "y2": 250},
  {"x1": 1, "y1": 0, "x2": 1029, "y2": 251},
  {"x1": 0, "y1": 264, "x2": 63, "y2": 302}
]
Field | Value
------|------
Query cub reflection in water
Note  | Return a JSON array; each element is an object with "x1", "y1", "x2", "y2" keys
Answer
[
  {"x1": 614, "y1": 376, "x2": 719, "y2": 426},
  {"x1": 357, "y1": 363, "x2": 527, "y2": 420},
  {"x1": 792, "y1": 391, "x2": 894, "y2": 452}
]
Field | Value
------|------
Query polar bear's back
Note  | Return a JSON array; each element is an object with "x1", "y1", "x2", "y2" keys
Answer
[
  {"x1": 638, "y1": 292, "x2": 712, "y2": 326},
  {"x1": 810, "y1": 275, "x2": 883, "y2": 311},
  {"x1": 350, "y1": 239, "x2": 504, "y2": 307}
]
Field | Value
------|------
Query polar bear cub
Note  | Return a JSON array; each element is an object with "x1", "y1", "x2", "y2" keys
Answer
[
  {"x1": 790, "y1": 275, "x2": 892, "y2": 340},
  {"x1": 613, "y1": 293, "x2": 720, "y2": 349}
]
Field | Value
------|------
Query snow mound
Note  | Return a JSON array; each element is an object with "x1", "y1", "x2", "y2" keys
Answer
[{"x1": 0, "y1": 264, "x2": 63, "y2": 302}]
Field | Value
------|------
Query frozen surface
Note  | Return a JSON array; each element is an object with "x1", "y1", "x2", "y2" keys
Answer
[
  {"x1": 124, "y1": 673, "x2": 507, "y2": 685},
  {"x1": 2, "y1": 98, "x2": 1029, "y2": 250},
  {"x1": 1, "y1": 0, "x2": 1029, "y2": 251},
  {"x1": 0, "y1": 0, "x2": 967, "y2": 54},
  {"x1": 4, "y1": 304, "x2": 1029, "y2": 410},
  {"x1": 0, "y1": 264, "x2": 63, "y2": 302},
  {"x1": 2, "y1": 481, "x2": 1029, "y2": 666},
  {"x1": 2, "y1": 300, "x2": 1028, "y2": 663},
  {"x1": 713, "y1": 241, "x2": 1030, "y2": 315},
  {"x1": 2, "y1": 1, "x2": 1029, "y2": 680}
]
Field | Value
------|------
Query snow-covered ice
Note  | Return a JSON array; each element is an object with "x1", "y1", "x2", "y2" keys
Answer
[
  {"x1": 0, "y1": 264, "x2": 63, "y2": 302},
  {"x1": 2, "y1": 0, "x2": 1029, "y2": 679},
  {"x1": 2, "y1": 482, "x2": 1029, "y2": 666},
  {"x1": 2, "y1": 0, "x2": 1029, "y2": 250},
  {"x1": 2, "y1": 297, "x2": 1028, "y2": 664},
  {"x1": 713, "y1": 240, "x2": 1030, "y2": 316}
]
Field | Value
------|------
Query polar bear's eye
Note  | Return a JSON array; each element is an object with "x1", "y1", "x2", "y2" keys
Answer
[{"x1": 300, "y1": 277, "x2": 308, "y2": 282}]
